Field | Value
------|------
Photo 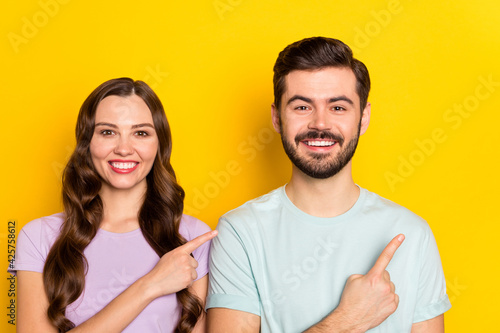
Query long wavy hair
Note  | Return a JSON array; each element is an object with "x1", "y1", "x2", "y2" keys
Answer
[{"x1": 43, "y1": 78, "x2": 203, "y2": 332}]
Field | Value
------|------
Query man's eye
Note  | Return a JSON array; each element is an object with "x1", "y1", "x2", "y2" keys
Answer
[
  {"x1": 295, "y1": 106, "x2": 309, "y2": 111},
  {"x1": 332, "y1": 106, "x2": 345, "y2": 111}
]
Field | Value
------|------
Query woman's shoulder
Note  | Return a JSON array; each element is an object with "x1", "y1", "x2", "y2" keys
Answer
[
  {"x1": 13, "y1": 213, "x2": 65, "y2": 273},
  {"x1": 179, "y1": 214, "x2": 212, "y2": 241},
  {"x1": 179, "y1": 215, "x2": 212, "y2": 272},
  {"x1": 21, "y1": 212, "x2": 65, "y2": 240}
]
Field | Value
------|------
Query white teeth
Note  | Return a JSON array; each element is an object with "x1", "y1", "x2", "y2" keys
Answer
[
  {"x1": 111, "y1": 162, "x2": 137, "y2": 169},
  {"x1": 306, "y1": 140, "x2": 335, "y2": 147}
]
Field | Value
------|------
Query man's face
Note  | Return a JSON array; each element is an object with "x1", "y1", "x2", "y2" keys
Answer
[{"x1": 272, "y1": 67, "x2": 370, "y2": 179}]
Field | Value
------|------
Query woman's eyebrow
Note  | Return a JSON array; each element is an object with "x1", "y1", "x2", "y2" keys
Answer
[
  {"x1": 131, "y1": 123, "x2": 155, "y2": 129},
  {"x1": 95, "y1": 122, "x2": 117, "y2": 128},
  {"x1": 94, "y1": 122, "x2": 155, "y2": 129}
]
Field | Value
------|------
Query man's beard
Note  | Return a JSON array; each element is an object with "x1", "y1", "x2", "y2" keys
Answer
[{"x1": 280, "y1": 122, "x2": 361, "y2": 179}]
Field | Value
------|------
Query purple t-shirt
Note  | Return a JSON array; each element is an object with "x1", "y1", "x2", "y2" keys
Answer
[{"x1": 10, "y1": 212, "x2": 212, "y2": 332}]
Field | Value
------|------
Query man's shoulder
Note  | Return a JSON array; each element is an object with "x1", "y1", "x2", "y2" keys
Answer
[
  {"x1": 220, "y1": 186, "x2": 284, "y2": 224},
  {"x1": 361, "y1": 187, "x2": 429, "y2": 230}
]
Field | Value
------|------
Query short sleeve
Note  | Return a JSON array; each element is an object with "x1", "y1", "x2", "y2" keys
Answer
[
  {"x1": 179, "y1": 214, "x2": 213, "y2": 281},
  {"x1": 8, "y1": 215, "x2": 63, "y2": 275},
  {"x1": 413, "y1": 226, "x2": 452, "y2": 322},
  {"x1": 206, "y1": 217, "x2": 261, "y2": 315}
]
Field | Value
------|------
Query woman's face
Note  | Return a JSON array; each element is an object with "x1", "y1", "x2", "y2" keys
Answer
[{"x1": 89, "y1": 94, "x2": 159, "y2": 194}]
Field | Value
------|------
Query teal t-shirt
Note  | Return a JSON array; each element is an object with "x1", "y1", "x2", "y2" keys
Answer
[{"x1": 207, "y1": 186, "x2": 451, "y2": 332}]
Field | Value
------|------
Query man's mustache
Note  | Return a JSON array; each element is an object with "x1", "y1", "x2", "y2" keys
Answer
[{"x1": 294, "y1": 130, "x2": 345, "y2": 146}]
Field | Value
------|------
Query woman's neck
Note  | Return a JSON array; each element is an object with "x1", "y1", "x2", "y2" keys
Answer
[{"x1": 98, "y1": 182, "x2": 146, "y2": 233}]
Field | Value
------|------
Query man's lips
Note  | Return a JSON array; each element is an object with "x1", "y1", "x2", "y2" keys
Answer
[
  {"x1": 295, "y1": 131, "x2": 344, "y2": 148},
  {"x1": 108, "y1": 160, "x2": 139, "y2": 173},
  {"x1": 302, "y1": 139, "x2": 337, "y2": 147}
]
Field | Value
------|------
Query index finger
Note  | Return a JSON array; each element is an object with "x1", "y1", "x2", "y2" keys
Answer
[
  {"x1": 368, "y1": 234, "x2": 405, "y2": 276},
  {"x1": 180, "y1": 230, "x2": 218, "y2": 254}
]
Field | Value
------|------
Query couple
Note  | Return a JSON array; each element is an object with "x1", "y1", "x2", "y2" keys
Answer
[{"x1": 11, "y1": 37, "x2": 450, "y2": 332}]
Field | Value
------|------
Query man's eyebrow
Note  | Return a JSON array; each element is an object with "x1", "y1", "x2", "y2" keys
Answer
[
  {"x1": 286, "y1": 95, "x2": 355, "y2": 106},
  {"x1": 328, "y1": 96, "x2": 355, "y2": 106},
  {"x1": 286, "y1": 95, "x2": 313, "y2": 105}
]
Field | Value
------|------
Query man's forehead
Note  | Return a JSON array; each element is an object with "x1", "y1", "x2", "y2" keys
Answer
[{"x1": 283, "y1": 67, "x2": 359, "y2": 102}]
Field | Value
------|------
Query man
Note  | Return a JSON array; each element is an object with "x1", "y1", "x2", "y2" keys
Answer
[{"x1": 206, "y1": 37, "x2": 451, "y2": 332}]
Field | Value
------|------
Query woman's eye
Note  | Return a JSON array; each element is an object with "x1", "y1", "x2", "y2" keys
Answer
[
  {"x1": 101, "y1": 130, "x2": 114, "y2": 135},
  {"x1": 136, "y1": 131, "x2": 149, "y2": 137}
]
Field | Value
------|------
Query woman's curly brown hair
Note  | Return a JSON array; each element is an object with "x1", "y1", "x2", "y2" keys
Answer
[{"x1": 43, "y1": 78, "x2": 203, "y2": 332}]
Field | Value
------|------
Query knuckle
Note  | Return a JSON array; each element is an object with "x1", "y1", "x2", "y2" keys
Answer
[
  {"x1": 370, "y1": 274, "x2": 381, "y2": 285},
  {"x1": 348, "y1": 274, "x2": 362, "y2": 281},
  {"x1": 178, "y1": 255, "x2": 189, "y2": 265},
  {"x1": 182, "y1": 271, "x2": 193, "y2": 285},
  {"x1": 381, "y1": 283, "x2": 391, "y2": 294},
  {"x1": 390, "y1": 299, "x2": 398, "y2": 312}
]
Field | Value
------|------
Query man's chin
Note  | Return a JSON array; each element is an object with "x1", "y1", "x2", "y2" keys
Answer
[{"x1": 294, "y1": 163, "x2": 342, "y2": 179}]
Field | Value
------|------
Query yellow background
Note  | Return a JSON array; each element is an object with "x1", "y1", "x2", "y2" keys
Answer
[{"x1": 1, "y1": 0, "x2": 499, "y2": 331}]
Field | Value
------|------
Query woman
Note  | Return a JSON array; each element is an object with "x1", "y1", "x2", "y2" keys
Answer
[{"x1": 11, "y1": 78, "x2": 216, "y2": 332}]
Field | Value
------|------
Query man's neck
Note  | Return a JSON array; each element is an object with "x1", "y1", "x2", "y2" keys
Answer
[{"x1": 285, "y1": 164, "x2": 360, "y2": 218}]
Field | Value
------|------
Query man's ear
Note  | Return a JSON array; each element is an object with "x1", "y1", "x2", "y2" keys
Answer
[
  {"x1": 359, "y1": 102, "x2": 371, "y2": 136},
  {"x1": 271, "y1": 103, "x2": 281, "y2": 133}
]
